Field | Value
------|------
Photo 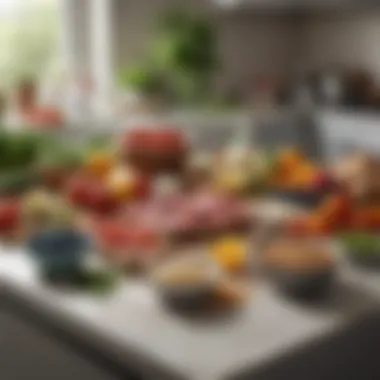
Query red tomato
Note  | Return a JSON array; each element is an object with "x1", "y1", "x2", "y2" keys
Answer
[
  {"x1": 66, "y1": 175, "x2": 92, "y2": 206},
  {"x1": 66, "y1": 174, "x2": 118, "y2": 214},
  {"x1": 89, "y1": 186, "x2": 119, "y2": 214},
  {"x1": 0, "y1": 199, "x2": 20, "y2": 232},
  {"x1": 123, "y1": 128, "x2": 186, "y2": 154}
]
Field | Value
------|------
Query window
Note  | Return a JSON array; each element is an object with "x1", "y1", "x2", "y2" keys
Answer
[{"x1": 0, "y1": 0, "x2": 59, "y2": 91}]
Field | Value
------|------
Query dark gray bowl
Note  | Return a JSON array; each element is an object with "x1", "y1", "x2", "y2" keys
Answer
[
  {"x1": 158, "y1": 283, "x2": 216, "y2": 311},
  {"x1": 347, "y1": 250, "x2": 380, "y2": 271},
  {"x1": 152, "y1": 256, "x2": 221, "y2": 312},
  {"x1": 269, "y1": 189, "x2": 330, "y2": 209},
  {"x1": 270, "y1": 267, "x2": 335, "y2": 301}
]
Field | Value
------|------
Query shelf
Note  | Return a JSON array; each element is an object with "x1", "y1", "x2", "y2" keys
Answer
[{"x1": 214, "y1": 0, "x2": 379, "y2": 12}]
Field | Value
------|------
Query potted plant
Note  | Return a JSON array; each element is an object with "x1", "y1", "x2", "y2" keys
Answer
[
  {"x1": 117, "y1": 65, "x2": 164, "y2": 114},
  {"x1": 152, "y1": 11, "x2": 218, "y2": 105}
]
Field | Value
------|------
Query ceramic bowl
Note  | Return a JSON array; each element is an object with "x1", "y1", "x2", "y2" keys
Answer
[
  {"x1": 151, "y1": 254, "x2": 222, "y2": 311},
  {"x1": 269, "y1": 189, "x2": 330, "y2": 209},
  {"x1": 27, "y1": 228, "x2": 90, "y2": 281},
  {"x1": 347, "y1": 249, "x2": 380, "y2": 270},
  {"x1": 270, "y1": 267, "x2": 335, "y2": 301},
  {"x1": 340, "y1": 234, "x2": 380, "y2": 271}
]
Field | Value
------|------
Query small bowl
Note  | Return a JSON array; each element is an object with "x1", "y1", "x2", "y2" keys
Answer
[
  {"x1": 340, "y1": 233, "x2": 380, "y2": 271},
  {"x1": 269, "y1": 189, "x2": 329, "y2": 209},
  {"x1": 270, "y1": 267, "x2": 335, "y2": 301},
  {"x1": 265, "y1": 238, "x2": 337, "y2": 301},
  {"x1": 347, "y1": 250, "x2": 380, "y2": 270},
  {"x1": 26, "y1": 228, "x2": 90, "y2": 281},
  {"x1": 151, "y1": 254, "x2": 222, "y2": 311}
]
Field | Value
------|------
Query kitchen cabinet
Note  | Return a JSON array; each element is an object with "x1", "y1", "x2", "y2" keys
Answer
[
  {"x1": 318, "y1": 110, "x2": 380, "y2": 159},
  {"x1": 214, "y1": 0, "x2": 377, "y2": 11},
  {"x1": 231, "y1": 310, "x2": 380, "y2": 380}
]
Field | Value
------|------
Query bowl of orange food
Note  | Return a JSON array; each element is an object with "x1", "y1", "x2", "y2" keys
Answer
[
  {"x1": 270, "y1": 149, "x2": 337, "y2": 208},
  {"x1": 265, "y1": 238, "x2": 336, "y2": 301},
  {"x1": 152, "y1": 253, "x2": 222, "y2": 310}
]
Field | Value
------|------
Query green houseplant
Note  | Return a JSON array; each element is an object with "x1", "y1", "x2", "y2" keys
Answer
[
  {"x1": 118, "y1": 65, "x2": 163, "y2": 97},
  {"x1": 152, "y1": 11, "x2": 218, "y2": 104},
  {"x1": 117, "y1": 64, "x2": 165, "y2": 113},
  {"x1": 117, "y1": 11, "x2": 218, "y2": 109}
]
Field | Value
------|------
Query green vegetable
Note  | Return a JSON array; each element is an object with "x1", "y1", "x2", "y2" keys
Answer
[
  {"x1": 36, "y1": 140, "x2": 84, "y2": 170},
  {"x1": 83, "y1": 135, "x2": 114, "y2": 155},
  {"x1": 0, "y1": 131, "x2": 42, "y2": 170},
  {"x1": 153, "y1": 11, "x2": 217, "y2": 76},
  {"x1": 74, "y1": 269, "x2": 119, "y2": 295},
  {"x1": 0, "y1": 169, "x2": 37, "y2": 195},
  {"x1": 339, "y1": 233, "x2": 380, "y2": 255}
]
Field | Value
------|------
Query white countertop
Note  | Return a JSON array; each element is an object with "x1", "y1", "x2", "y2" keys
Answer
[{"x1": 1, "y1": 245, "x2": 380, "y2": 380}]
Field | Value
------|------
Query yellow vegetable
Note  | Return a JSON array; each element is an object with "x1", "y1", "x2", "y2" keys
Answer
[
  {"x1": 107, "y1": 167, "x2": 135, "y2": 201},
  {"x1": 278, "y1": 148, "x2": 304, "y2": 168},
  {"x1": 214, "y1": 170, "x2": 248, "y2": 194},
  {"x1": 211, "y1": 237, "x2": 247, "y2": 272},
  {"x1": 85, "y1": 151, "x2": 113, "y2": 178}
]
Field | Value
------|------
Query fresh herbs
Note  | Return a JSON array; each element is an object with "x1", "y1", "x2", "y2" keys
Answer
[
  {"x1": 0, "y1": 131, "x2": 40, "y2": 170},
  {"x1": 340, "y1": 232, "x2": 380, "y2": 255}
]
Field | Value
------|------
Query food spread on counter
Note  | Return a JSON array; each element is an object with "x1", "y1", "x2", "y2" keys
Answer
[{"x1": 0, "y1": 129, "x2": 379, "y2": 311}]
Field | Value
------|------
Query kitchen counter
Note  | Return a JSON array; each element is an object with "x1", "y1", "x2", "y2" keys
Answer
[
  {"x1": 317, "y1": 108, "x2": 380, "y2": 159},
  {"x1": 1, "y1": 244, "x2": 380, "y2": 380}
]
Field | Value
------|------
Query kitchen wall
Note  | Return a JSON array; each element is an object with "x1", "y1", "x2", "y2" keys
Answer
[
  {"x1": 298, "y1": 11, "x2": 380, "y2": 79},
  {"x1": 216, "y1": 12, "x2": 298, "y2": 88},
  {"x1": 113, "y1": 0, "x2": 298, "y2": 88},
  {"x1": 92, "y1": 1, "x2": 380, "y2": 94}
]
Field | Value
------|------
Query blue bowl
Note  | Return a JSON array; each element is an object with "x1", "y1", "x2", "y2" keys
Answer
[{"x1": 27, "y1": 228, "x2": 90, "y2": 281}]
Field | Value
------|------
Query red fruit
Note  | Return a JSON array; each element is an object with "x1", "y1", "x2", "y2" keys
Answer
[
  {"x1": 132, "y1": 174, "x2": 151, "y2": 200},
  {"x1": 65, "y1": 175, "x2": 92, "y2": 206},
  {"x1": 89, "y1": 186, "x2": 119, "y2": 214},
  {"x1": 317, "y1": 193, "x2": 351, "y2": 225},
  {"x1": 123, "y1": 128, "x2": 187, "y2": 154},
  {"x1": 0, "y1": 199, "x2": 20, "y2": 232},
  {"x1": 312, "y1": 171, "x2": 335, "y2": 191},
  {"x1": 66, "y1": 174, "x2": 118, "y2": 214}
]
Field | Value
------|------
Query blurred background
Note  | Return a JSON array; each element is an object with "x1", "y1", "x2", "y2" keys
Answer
[
  {"x1": 1, "y1": 0, "x2": 380, "y2": 129},
  {"x1": 2, "y1": 3, "x2": 380, "y2": 380}
]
